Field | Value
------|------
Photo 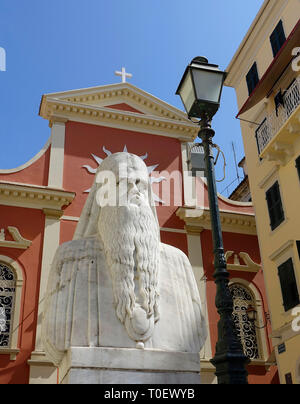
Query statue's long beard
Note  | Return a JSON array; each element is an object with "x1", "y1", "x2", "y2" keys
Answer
[{"x1": 98, "y1": 201, "x2": 160, "y2": 325}]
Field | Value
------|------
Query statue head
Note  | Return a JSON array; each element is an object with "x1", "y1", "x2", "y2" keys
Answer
[
  {"x1": 74, "y1": 152, "x2": 159, "y2": 239},
  {"x1": 74, "y1": 152, "x2": 160, "y2": 329}
]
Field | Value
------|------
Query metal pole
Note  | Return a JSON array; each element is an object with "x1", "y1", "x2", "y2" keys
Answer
[{"x1": 198, "y1": 119, "x2": 250, "y2": 384}]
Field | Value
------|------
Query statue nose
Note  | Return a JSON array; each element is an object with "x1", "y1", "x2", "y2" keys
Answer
[{"x1": 128, "y1": 180, "x2": 138, "y2": 192}]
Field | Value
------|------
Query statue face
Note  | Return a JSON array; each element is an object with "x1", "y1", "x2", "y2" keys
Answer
[
  {"x1": 96, "y1": 153, "x2": 151, "y2": 209},
  {"x1": 117, "y1": 156, "x2": 149, "y2": 208}
]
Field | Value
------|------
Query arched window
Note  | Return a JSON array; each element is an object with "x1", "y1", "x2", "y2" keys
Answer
[
  {"x1": 0, "y1": 262, "x2": 16, "y2": 347},
  {"x1": 229, "y1": 283, "x2": 260, "y2": 360}
]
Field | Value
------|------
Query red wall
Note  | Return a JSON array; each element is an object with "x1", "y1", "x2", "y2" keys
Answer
[
  {"x1": 0, "y1": 115, "x2": 279, "y2": 384},
  {"x1": 60, "y1": 121, "x2": 185, "y2": 245},
  {"x1": 200, "y1": 229, "x2": 278, "y2": 384},
  {"x1": 0, "y1": 206, "x2": 44, "y2": 384},
  {"x1": 0, "y1": 147, "x2": 50, "y2": 187}
]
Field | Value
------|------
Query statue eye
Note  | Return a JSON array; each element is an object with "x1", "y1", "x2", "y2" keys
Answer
[{"x1": 136, "y1": 179, "x2": 140, "y2": 185}]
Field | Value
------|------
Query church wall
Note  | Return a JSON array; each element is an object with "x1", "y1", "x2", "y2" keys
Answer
[
  {"x1": 160, "y1": 230, "x2": 188, "y2": 256},
  {"x1": 200, "y1": 229, "x2": 278, "y2": 384},
  {"x1": 60, "y1": 120, "x2": 186, "y2": 244},
  {"x1": 62, "y1": 121, "x2": 184, "y2": 228},
  {"x1": 60, "y1": 219, "x2": 78, "y2": 244},
  {"x1": 0, "y1": 206, "x2": 45, "y2": 384},
  {"x1": 0, "y1": 82, "x2": 279, "y2": 383},
  {"x1": 0, "y1": 146, "x2": 50, "y2": 187}
]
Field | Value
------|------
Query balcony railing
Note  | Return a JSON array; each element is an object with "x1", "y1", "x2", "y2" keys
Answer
[{"x1": 255, "y1": 77, "x2": 300, "y2": 155}]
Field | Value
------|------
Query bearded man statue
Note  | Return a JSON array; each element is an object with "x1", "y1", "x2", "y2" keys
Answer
[{"x1": 42, "y1": 152, "x2": 207, "y2": 384}]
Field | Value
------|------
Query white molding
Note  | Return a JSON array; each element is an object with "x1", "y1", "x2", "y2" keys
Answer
[
  {"x1": 187, "y1": 232, "x2": 212, "y2": 361},
  {"x1": 225, "y1": 251, "x2": 261, "y2": 273},
  {"x1": 41, "y1": 82, "x2": 189, "y2": 122},
  {"x1": 269, "y1": 240, "x2": 294, "y2": 261},
  {"x1": 0, "y1": 182, "x2": 75, "y2": 211},
  {"x1": 48, "y1": 120, "x2": 66, "y2": 189},
  {"x1": 61, "y1": 215, "x2": 79, "y2": 222},
  {"x1": 176, "y1": 207, "x2": 257, "y2": 235},
  {"x1": 45, "y1": 103, "x2": 197, "y2": 141},
  {"x1": 39, "y1": 83, "x2": 199, "y2": 142},
  {"x1": 33, "y1": 215, "x2": 61, "y2": 353},
  {"x1": 0, "y1": 227, "x2": 32, "y2": 249},
  {"x1": 160, "y1": 227, "x2": 186, "y2": 234}
]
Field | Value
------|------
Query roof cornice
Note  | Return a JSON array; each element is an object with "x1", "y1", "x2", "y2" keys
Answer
[
  {"x1": 0, "y1": 182, "x2": 75, "y2": 212},
  {"x1": 39, "y1": 83, "x2": 199, "y2": 141},
  {"x1": 177, "y1": 207, "x2": 257, "y2": 235}
]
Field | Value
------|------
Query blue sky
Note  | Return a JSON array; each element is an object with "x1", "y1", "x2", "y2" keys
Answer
[{"x1": 0, "y1": 0, "x2": 264, "y2": 194}]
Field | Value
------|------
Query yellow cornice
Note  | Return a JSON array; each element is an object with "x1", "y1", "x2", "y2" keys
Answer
[
  {"x1": 177, "y1": 207, "x2": 257, "y2": 235},
  {"x1": 0, "y1": 182, "x2": 75, "y2": 211}
]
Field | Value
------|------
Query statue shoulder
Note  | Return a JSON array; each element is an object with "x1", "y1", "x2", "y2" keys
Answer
[
  {"x1": 160, "y1": 242, "x2": 191, "y2": 268},
  {"x1": 54, "y1": 237, "x2": 102, "y2": 265}
]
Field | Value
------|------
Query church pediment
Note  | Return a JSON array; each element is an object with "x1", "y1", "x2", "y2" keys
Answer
[
  {"x1": 39, "y1": 83, "x2": 198, "y2": 141},
  {"x1": 40, "y1": 83, "x2": 189, "y2": 120},
  {"x1": 105, "y1": 103, "x2": 144, "y2": 114}
]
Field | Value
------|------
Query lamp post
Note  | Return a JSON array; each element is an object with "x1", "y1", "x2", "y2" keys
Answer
[{"x1": 176, "y1": 57, "x2": 250, "y2": 384}]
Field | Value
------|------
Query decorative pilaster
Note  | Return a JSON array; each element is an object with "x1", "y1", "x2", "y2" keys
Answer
[
  {"x1": 186, "y1": 226, "x2": 216, "y2": 384},
  {"x1": 48, "y1": 118, "x2": 67, "y2": 189},
  {"x1": 29, "y1": 209, "x2": 62, "y2": 383}
]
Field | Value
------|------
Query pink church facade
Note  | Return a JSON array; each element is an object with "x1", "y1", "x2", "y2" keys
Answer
[{"x1": 0, "y1": 82, "x2": 278, "y2": 384}]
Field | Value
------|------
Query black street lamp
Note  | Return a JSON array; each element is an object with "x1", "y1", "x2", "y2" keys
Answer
[{"x1": 176, "y1": 57, "x2": 250, "y2": 384}]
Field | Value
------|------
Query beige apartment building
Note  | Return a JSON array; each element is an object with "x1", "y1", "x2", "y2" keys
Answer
[{"x1": 226, "y1": 0, "x2": 300, "y2": 384}]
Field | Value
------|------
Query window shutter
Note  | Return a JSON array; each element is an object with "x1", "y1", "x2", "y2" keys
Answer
[
  {"x1": 266, "y1": 181, "x2": 285, "y2": 230},
  {"x1": 296, "y1": 241, "x2": 300, "y2": 260},
  {"x1": 296, "y1": 156, "x2": 300, "y2": 181},
  {"x1": 246, "y1": 63, "x2": 259, "y2": 96},
  {"x1": 278, "y1": 258, "x2": 300, "y2": 312},
  {"x1": 270, "y1": 20, "x2": 286, "y2": 57}
]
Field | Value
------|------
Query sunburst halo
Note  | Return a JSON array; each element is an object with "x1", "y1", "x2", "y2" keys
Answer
[{"x1": 82, "y1": 145, "x2": 166, "y2": 203}]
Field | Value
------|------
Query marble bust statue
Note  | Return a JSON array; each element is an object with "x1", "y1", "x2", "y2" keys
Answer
[{"x1": 42, "y1": 152, "x2": 207, "y2": 383}]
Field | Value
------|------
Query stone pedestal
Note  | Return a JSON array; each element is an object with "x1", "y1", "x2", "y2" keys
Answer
[{"x1": 59, "y1": 347, "x2": 201, "y2": 384}]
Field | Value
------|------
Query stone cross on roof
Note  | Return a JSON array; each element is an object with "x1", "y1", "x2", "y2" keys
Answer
[{"x1": 115, "y1": 67, "x2": 132, "y2": 83}]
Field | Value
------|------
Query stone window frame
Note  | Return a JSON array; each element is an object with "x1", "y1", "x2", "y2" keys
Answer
[{"x1": 0, "y1": 255, "x2": 24, "y2": 360}]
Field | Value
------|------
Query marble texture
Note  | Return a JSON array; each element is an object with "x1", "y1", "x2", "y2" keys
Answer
[
  {"x1": 60, "y1": 347, "x2": 201, "y2": 384},
  {"x1": 42, "y1": 153, "x2": 207, "y2": 383}
]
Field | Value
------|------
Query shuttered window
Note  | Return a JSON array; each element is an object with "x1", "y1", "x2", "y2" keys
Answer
[
  {"x1": 296, "y1": 156, "x2": 300, "y2": 181},
  {"x1": 270, "y1": 20, "x2": 286, "y2": 58},
  {"x1": 266, "y1": 181, "x2": 285, "y2": 230},
  {"x1": 246, "y1": 62, "x2": 259, "y2": 96},
  {"x1": 278, "y1": 258, "x2": 300, "y2": 312},
  {"x1": 296, "y1": 241, "x2": 300, "y2": 260}
]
